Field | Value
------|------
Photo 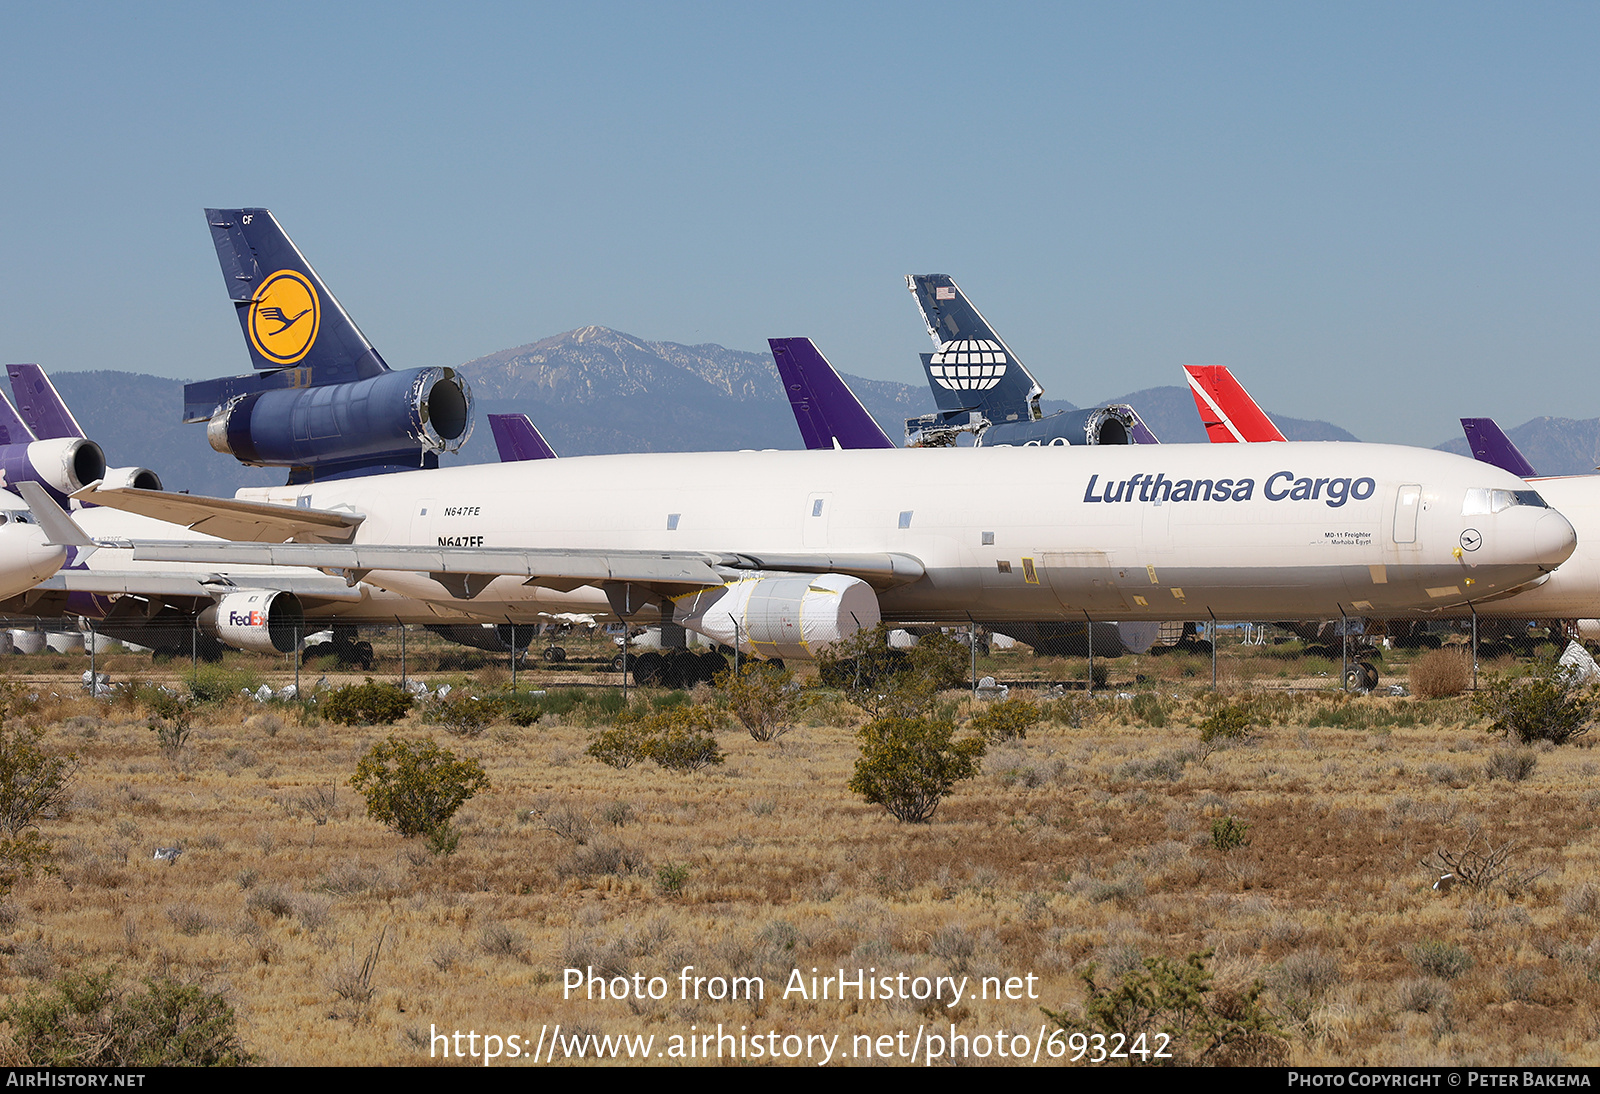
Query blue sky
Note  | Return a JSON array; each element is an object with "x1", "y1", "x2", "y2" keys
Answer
[{"x1": 2, "y1": 2, "x2": 1596, "y2": 443}]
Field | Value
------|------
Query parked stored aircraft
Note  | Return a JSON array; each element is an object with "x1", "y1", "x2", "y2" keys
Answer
[
  {"x1": 75, "y1": 439, "x2": 1576, "y2": 663},
  {"x1": 769, "y1": 333, "x2": 1163, "y2": 655},
  {"x1": 1189, "y1": 366, "x2": 1600, "y2": 631},
  {"x1": 904, "y1": 275, "x2": 1158, "y2": 449},
  {"x1": 58, "y1": 214, "x2": 1579, "y2": 665}
]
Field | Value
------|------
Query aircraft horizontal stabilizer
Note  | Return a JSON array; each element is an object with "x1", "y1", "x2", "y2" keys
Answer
[{"x1": 71, "y1": 485, "x2": 365, "y2": 544}]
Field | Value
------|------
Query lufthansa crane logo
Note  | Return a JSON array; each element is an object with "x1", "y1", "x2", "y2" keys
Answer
[{"x1": 247, "y1": 269, "x2": 320, "y2": 365}]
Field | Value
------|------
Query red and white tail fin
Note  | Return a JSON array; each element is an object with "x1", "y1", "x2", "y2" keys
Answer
[{"x1": 1184, "y1": 365, "x2": 1287, "y2": 443}]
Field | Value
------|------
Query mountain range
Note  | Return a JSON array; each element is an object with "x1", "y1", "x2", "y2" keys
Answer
[{"x1": 35, "y1": 325, "x2": 1597, "y2": 497}]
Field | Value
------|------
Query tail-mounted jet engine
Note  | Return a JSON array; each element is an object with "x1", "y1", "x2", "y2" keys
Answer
[
  {"x1": 198, "y1": 591, "x2": 305, "y2": 654},
  {"x1": 202, "y1": 366, "x2": 472, "y2": 471},
  {"x1": 191, "y1": 208, "x2": 477, "y2": 484},
  {"x1": 675, "y1": 573, "x2": 881, "y2": 661}
]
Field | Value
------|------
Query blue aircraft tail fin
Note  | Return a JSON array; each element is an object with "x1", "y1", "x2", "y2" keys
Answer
[
  {"x1": 201, "y1": 207, "x2": 391, "y2": 383},
  {"x1": 488, "y1": 414, "x2": 559, "y2": 461},
  {"x1": 770, "y1": 338, "x2": 895, "y2": 450},
  {"x1": 907, "y1": 274, "x2": 1044, "y2": 425}
]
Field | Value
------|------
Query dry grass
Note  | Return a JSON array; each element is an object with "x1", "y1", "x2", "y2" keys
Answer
[
  {"x1": 1410, "y1": 649, "x2": 1474, "y2": 700},
  {"x1": 0, "y1": 635, "x2": 1597, "y2": 1066}
]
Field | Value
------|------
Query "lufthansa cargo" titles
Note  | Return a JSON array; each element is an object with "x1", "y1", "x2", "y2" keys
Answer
[{"x1": 1084, "y1": 472, "x2": 1378, "y2": 508}]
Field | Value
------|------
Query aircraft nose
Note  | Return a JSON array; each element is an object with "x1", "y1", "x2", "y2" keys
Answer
[
  {"x1": 0, "y1": 533, "x2": 63, "y2": 599},
  {"x1": 1534, "y1": 509, "x2": 1578, "y2": 570}
]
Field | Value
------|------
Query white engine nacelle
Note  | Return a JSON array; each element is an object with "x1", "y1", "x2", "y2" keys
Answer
[
  {"x1": 199, "y1": 591, "x2": 305, "y2": 654},
  {"x1": 675, "y1": 572, "x2": 880, "y2": 661},
  {"x1": 1114, "y1": 621, "x2": 1162, "y2": 654},
  {"x1": 27, "y1": 438, "x2": 106, "y2": 494},
  {"x1": 99, "y1": 465, "x2": 164, "y2": 491}
]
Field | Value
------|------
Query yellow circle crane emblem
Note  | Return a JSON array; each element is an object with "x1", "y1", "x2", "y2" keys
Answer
[{"x1": 247, "y1": 270, "x2": 320, "y2": 365}]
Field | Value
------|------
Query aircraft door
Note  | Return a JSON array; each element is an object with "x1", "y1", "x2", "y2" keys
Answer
[
  {"x1": 1042, "y1": 551, "x2": 1136, "y2": 613},
  {"x1": 1393, "y1": 485, "x2": 1421, "y2": 544}
]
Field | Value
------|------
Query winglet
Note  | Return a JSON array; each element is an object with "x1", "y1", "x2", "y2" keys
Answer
[
  {"x1": 1461, "y1": 418, "x2": 1538, "y2": 478},
  {"x1": 16, "y1": 480, "x2": 97, "y2": 557},
  {"x1": 487, "y1": 414, "x2": 559, "y2": 461},
  {"x1": 1184, "y1": 365, "x2": 1287, "y2": 443},
  {"x1": 770, "y1": 338, "x2": 895, "y2": 450}
]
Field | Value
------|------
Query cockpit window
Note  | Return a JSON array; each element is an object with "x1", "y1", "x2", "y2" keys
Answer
[{"x1": 1463, "y1": 488, "x2": 1549, "y2": 515}]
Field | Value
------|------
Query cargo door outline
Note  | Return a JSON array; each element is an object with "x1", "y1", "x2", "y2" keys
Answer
[{"x1": 1041, "y1": 550, "x2": 1135, "y2": 612}]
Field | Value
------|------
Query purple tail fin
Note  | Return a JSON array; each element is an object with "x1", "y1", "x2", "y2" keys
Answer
[
  {"x1": 0, "y1": 386, "x2": 36, "y2": 448},
  {"x1": 487, "y1": 414, "x2": 559, "y2": 461},
  {"x1": 1125, "y1": 407, "x2": 1161, "y2": 446},
  {"x1": 7, "y1": 364, "x2": 85, "y2": 440},
  {"x1": 1462, "y1": 418, "x2": 1537, "y2": 478},
  {"x1": 769, "y1": 338, "x2": 895, "y2": 450}
]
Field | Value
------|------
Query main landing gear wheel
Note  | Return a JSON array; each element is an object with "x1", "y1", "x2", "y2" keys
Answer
[
  {"x1": 1343, "y1": 664, "x2": 1368, "y2": 694},
  {"x1": 542, "y1": 645, "x2": 567, "y2": 663},
  {"x1": 1343, "y1": 662, "x2": 1380, "y2": 694}
]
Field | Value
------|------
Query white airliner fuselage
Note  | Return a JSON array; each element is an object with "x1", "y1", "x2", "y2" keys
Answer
[{"x1": 205, "y1": 442, "x2": 1573, "y2": 626}]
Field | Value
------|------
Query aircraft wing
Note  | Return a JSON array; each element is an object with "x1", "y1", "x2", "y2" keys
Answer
[
  {"x1": 1184, "y1": 365, "x2": 1287, "y2": 443},
  {"x1": 33, "y1": 569, "x2": 368, "y2": 602},
  {"x1": 71, "y1": 484, "x2": 364, "y2": 544},
  {"x1": 124, "y1": 542, "x2": 926, "y2": 596}
]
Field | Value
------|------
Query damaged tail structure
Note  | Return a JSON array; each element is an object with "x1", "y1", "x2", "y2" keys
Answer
[
  {"x1": 769, "y1": 337, "x2": 895, "y2": 451},
  {"x1": 186, "y1": 209, "x2": 474, "y2": 484},
  {"x1": 904, "y1": 274, "x2": 1157, "y2": 448}
]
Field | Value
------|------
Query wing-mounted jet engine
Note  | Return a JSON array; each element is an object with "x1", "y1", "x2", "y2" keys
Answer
[
  {"x1": 186, "y1": 209, "x2": 474, "y2": 484},
  {"x1": 904, "y1": 275, "x2": 1159, "y2": 449}
]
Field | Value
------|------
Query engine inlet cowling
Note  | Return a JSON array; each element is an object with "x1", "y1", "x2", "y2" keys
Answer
[
  {"x1": 199, "y1": 591, "x2": 305, "y2": 654},
  {"x1": 206, "y1": 366, "x2": 474, "y2": 467}
]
